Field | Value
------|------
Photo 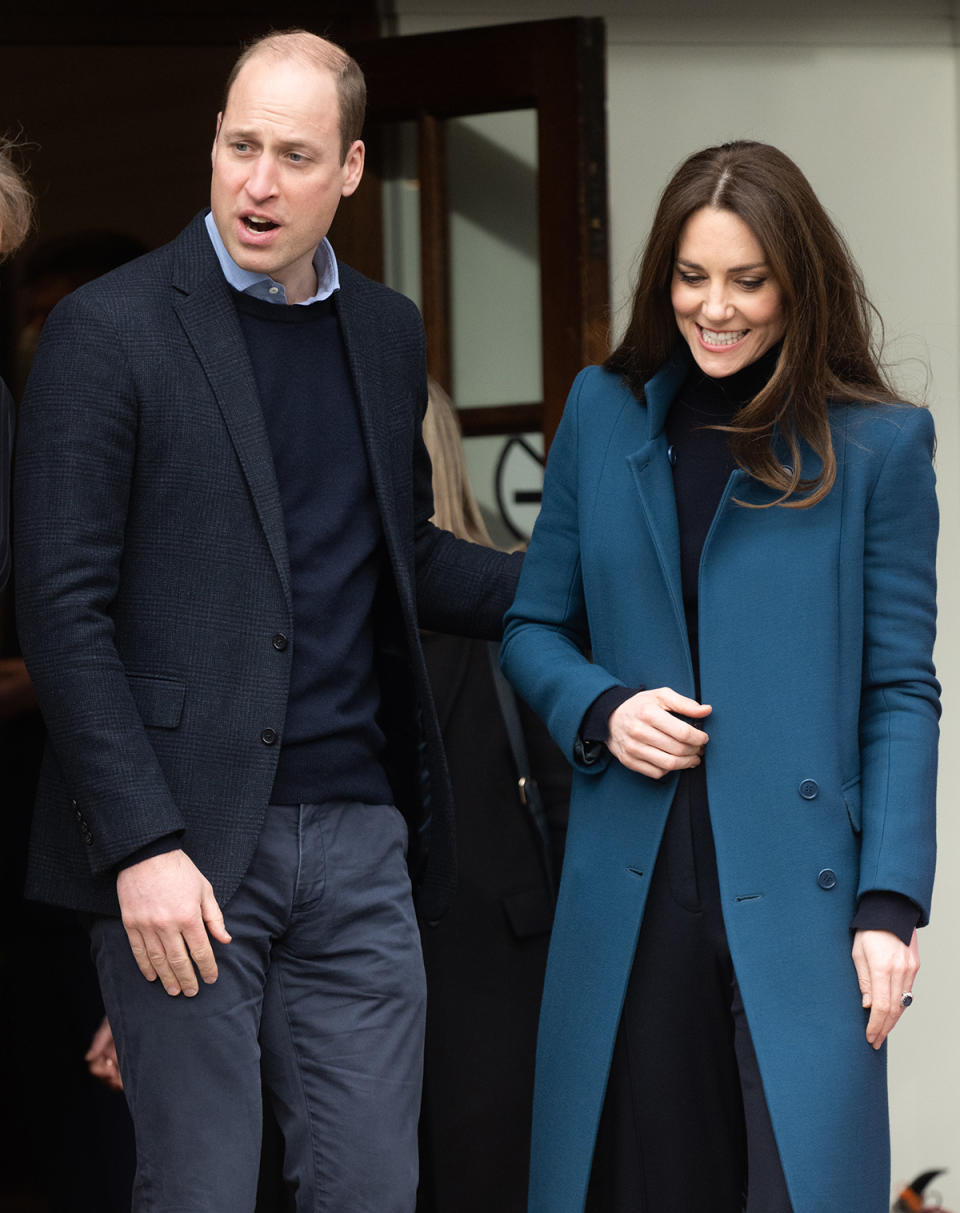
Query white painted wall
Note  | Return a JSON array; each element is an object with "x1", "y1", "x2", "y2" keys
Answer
[{"x1": 391, "y1": 2, "x2": 960, "y2": 1203}]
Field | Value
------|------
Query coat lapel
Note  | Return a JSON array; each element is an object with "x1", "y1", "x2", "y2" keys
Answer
[
  {"x1": 170, "y1": 219, "x2": 292, "y2": 610},
  {"x1": 625, "y1": 353, "x2": 690, "y2": 651}
]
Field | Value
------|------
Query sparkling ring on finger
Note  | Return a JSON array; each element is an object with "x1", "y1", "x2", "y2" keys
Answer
[{"x1": 900, "y1": 991, "x2": 914, "y2": 1009}]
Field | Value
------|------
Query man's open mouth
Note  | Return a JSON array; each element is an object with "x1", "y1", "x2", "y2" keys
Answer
[{"x1": 243, "y1": 216, "x2": 279, "y2": 233}]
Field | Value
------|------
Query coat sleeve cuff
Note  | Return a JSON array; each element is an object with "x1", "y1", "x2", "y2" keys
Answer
[{"x1": 850, "y1": 890, "x2": 921, "y2": 946}]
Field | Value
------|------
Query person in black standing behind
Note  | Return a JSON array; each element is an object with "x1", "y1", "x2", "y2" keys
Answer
[
  {"x1": 0, "y1": 138, "x2": 32, "y2": 588},
  {"x1": 417, "y1": 383, "x2": 570, "y2": 1213},
  {"x1": 0, "y1": 137, "x2": 40, "y2": 1209},
  {"x1": 4, "y1": 223, "x2": 149, "y2": 1210}
]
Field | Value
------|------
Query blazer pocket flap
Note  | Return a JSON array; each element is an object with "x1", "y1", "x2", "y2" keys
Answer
[
  {"x1": 502, "y1": 886, "x2": 554, "y2": 940},
  {"x1": 127, "y1": 674, "x2": 186, "y2": 729},
  {"x1": 842, "y1": 777, "x2": 862, "y2": 833}
]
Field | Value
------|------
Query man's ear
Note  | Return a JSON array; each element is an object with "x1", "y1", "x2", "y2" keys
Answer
[
  {"x1": 211, "y1": 112, "x2": 223, "y2": 165},
  {"x1": 341, "y1": 139, "x2": 365, "y2": 198}
]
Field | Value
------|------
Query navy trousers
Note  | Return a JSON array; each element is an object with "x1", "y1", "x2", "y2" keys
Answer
[
  {"x1": 91, "y1": 801, "x2": 426, "y2": 1213},
  {"x1": 587, "y1": 766, "x2": 794, "y2": 1212}
]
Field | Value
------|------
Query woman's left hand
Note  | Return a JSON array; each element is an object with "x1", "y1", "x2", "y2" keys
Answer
[{"x1": 851, "y1": 928, "x2": 920, "y2": 1049}]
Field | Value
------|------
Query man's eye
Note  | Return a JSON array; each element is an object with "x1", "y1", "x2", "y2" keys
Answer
[
  {"x1": 233, "y1": 143, "x2": 250, "y2": 153},
  {"x1": 288, "y1": 152, "x2": 305, "y2": 163}
]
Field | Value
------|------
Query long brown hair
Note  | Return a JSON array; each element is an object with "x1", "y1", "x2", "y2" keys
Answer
[{"x1": 606, "y1": 140, "x2": 904, "y2": 507}]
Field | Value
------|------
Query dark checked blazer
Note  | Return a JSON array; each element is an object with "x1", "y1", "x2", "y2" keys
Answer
[{"x1": 15, "y1": 211, "x2": 521, "y2": 922}]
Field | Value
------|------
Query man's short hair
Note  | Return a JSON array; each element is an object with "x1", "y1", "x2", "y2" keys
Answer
[{"x1": 222, "y1": 30, "x2": 366, "y2": 164}]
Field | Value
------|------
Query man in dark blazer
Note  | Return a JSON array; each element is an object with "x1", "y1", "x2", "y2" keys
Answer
[{"x1": 15, "y1": 30, "x2": 520, "y2": 1213}]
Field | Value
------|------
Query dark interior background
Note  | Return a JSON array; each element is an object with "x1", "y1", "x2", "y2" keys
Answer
[{"x1": 0, "y1": 3, "x2": 384, "y2": 388}]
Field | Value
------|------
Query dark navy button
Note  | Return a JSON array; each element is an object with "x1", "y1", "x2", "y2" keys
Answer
[
  {"x1": 272, "y1": 633, "x2": 288, "y2": 651},
  {"x1": 260, "y1": 728, "x2": 278, "y2": 746},
  {"x1": 799, "y1": 779, "x2": 819, "y2": 800},
  {"x1": 667, "y1": 444, "x2": 677, "y2": 466},
  {"x1": 817, "y1": 868, "x2": 838, "y2": 890}
]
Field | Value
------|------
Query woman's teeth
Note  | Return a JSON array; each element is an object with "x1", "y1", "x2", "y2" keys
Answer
[{"x1": 700, "y1": 327, "x2": 748, "y2": 347}]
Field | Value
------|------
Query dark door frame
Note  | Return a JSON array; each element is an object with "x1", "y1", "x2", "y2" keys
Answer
[{"x1": 348, "y1": 18, "x2": 610, "y2": 445}]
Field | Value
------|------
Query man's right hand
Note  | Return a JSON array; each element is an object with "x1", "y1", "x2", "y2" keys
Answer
[{"x1": 116, "y1": 849, "x2": 232, "y2": 996}]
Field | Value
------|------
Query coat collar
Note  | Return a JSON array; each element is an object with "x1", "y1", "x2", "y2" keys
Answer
[
  {"x1": 639, "y1": 345, "x2": 823, "y2": 501},
  {"x1": 641, "y1": 345, "x2": 691, "y2": 439}
]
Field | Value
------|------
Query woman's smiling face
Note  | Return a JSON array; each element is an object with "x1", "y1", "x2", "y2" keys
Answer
[{"x1": 670, "y1": 206, "x2": 786, "y2": 378}]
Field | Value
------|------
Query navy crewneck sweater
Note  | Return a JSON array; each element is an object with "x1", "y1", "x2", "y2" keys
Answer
[{"x1": 234, "y1": 290, "x2": 392, "y2": 807}]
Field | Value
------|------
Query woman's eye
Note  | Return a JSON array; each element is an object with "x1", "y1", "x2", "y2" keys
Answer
[
  {"x1": 679, "y1": 272, "x2": 704, "y2": 286},
  {"x1": 738, "y1": 278, "x2": 766, "y2": 290}
]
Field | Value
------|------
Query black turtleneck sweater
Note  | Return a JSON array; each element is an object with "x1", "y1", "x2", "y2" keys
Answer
[
  {"x1": 665, "y1": 346, "x2": 779, "y2": 692},
  {"x1": 581, "y1": 348, "x2": 918, "y2": 944}
]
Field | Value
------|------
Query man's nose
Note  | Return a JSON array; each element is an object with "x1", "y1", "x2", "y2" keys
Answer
[{"x1": 245, "y1": 156, "x2": 279, "y2": 201}]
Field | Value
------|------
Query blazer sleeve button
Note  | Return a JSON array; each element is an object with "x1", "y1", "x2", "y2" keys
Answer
[
  {"x1": 260, "y1": 728, "x2": 279, "y2": 745},
  {"x1": 272, "y1": 633, "x2": 288, "y2": 651},
  {"x1": 817, "y1": 868, "x2": 838, "y2": 890},
  {"x1": 799, "y1": 779, "x2": 819, "y2": 800}
]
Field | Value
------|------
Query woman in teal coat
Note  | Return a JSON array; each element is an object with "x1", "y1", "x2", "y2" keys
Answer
[{"x1": 500, "y1": 141, "x2": 939, "y2": 1213}]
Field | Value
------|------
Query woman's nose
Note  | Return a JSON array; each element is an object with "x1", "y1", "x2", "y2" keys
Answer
[{"x1": 701, "y1": 284, "x2": 734, "y2": 323}]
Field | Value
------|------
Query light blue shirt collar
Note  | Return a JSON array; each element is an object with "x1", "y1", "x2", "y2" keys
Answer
[{"x1": 204, "y1": 210, "x2": 340, "y2": 305}]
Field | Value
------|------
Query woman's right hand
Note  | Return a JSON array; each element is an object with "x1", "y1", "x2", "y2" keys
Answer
[{"x1": 607, "y1": 688, "x2": 711, "y2": 778}]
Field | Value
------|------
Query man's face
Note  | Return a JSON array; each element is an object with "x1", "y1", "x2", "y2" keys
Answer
[{"x1": 210, "y1": 54, "x2": 364, "y2": 304}]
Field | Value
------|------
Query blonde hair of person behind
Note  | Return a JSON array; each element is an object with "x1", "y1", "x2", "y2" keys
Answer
[
  {"x1": 0, "y1": 138, "x2": 33, "y2": 259},
  {"x1": 423, "y1": 379, "x2": 494, "y2": 548}
]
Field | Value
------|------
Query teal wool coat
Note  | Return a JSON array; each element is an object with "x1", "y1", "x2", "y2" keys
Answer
[{"x1": 500, "y1": 355, "x2": 939, "y2": 1213}]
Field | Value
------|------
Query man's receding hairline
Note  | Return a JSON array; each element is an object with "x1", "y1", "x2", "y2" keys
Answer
[
  {"x1": 224, "y1": 47, "x2": 339, "y2": 114},
  {"x1": 223, "y1": 33, "x2": 352, "y2": 114}
]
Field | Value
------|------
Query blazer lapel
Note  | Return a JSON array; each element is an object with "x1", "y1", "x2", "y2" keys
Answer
[
  {"x1": 331, "y1": 277, "x2": 396, "y2": 510},
  {"x1": 170, "y1": 225, "x2": 293, "y2": 611}
]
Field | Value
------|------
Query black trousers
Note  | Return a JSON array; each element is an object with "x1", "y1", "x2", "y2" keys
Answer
[{"x1": 586, "y1": 766, "x2": 794, "y2": 1213}]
